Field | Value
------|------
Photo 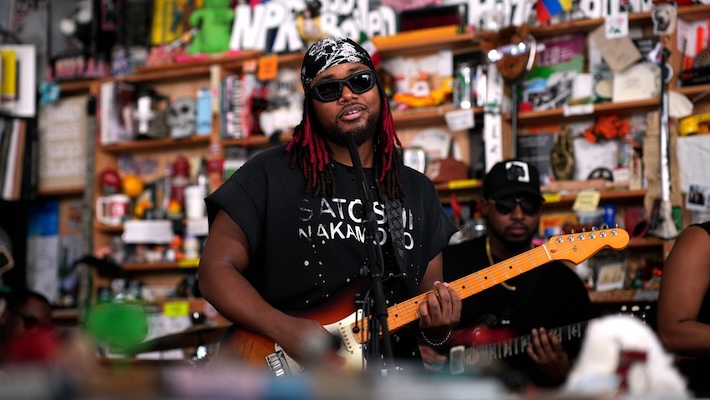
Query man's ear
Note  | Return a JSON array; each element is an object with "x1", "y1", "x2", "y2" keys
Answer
[{"x1": 479, "y1": 198, "x2": 491, "y2": 217}]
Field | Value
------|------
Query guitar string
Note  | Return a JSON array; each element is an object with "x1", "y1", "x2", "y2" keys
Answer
[{"x1": 486, "y1": 236, "x2": 519, "y2": 291}]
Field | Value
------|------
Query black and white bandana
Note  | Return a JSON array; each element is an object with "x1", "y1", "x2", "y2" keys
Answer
[{"x1": 300, "y1": 36, "x2": 376, "y2": 91}]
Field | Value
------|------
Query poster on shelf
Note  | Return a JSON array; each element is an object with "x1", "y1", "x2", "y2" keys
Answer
[{"x1": 38, "y1": 95, "x2": 88, "y2": 192}]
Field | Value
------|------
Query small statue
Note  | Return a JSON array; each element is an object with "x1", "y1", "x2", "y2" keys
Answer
[{"x1": 551, "y1": 126, "x2": 575, "y2": 181}]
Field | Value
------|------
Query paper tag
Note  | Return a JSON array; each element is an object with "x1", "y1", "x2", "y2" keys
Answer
[
  {"x1": 445, "y1": 108, "x2": 475, "y2": 131},
  {"x1": 563, "y1": 104, "x2": 594, "y2": 116},
  {"x1": 257, "y1": 54, "x2": 279, "y2": 81},
  {"x1": 572, "y1": 191, "x2": 601, "y2": 212},
  {"x1": 163, "y1": 301, "x2": 190, "y2": 317},
  {"x1": 605, "y1": 13, "x2": 629, "y2": 39}
]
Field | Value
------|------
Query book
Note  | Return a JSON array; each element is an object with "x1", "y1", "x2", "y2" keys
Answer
[
  {"x1": 522, "y1": 34, "x2": 586, "y2": 111},
  {"x1": 0, "y1": 49, "x2": 17, "y2": 101}
]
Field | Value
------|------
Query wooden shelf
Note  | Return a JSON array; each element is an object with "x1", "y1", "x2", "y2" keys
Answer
[
  {"x1": 127, "y1": 50, "x2": 261, "y2": 82},
  {"x1": 530, "y1": 11, "x2": 656, "y2": 38},
  {"x1": 393, "y1": 105, "x2": 483, "y2": 127},
  {"x1": 676, "y1": 83, "x2": 710, "y2": 101},
  {"x1": 513, "y1": 98, "x2": 660, "y2": 125},
  {"x1": 99, "y1": 135, "x2": 212, "y2": 154},
  {"x1": 52, "y1": 308, "x2": 80, "y2": 322},
  {"x1": 374, "y1": 25, "x2": 477, "y2": 56},
  {"x1": 121, "y1": 260, "x2": 199, "y2": 272},
  {"x1": 589, "y1": 289, "x2": 658, "y2": 304},
  {"x1": 37, "y1": 187, "x2": 85, "y2": 197},
  {"x1": 627, "y1": 236, "x2": 669, "y2": 248},
  {"x1": 544, "y1": 189, "x2": 647, "y2": 207},
  {"x1": 58, "y1": 79, "x2": 95, "y2": 94}
]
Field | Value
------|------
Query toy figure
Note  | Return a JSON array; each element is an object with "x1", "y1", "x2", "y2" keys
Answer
[
  {"x1": 187, "y1": 0, "x2": 235, "y2": 55},
  {"x1": 296, "y1": 0, "x2": 326, "y2": 47}
]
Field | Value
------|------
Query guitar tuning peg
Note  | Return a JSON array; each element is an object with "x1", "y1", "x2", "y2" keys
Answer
[
  {"x1": 591, "y1": 226, "x2": 598, "y2": 231},
  {"x1": 582, "y1": 227, "x2": 586, "y2": 232},
  {"x1": 570, "y1": 229, "x2": 576, "y2": 234}
]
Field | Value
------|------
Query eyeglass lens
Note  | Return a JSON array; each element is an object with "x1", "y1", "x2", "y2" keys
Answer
[
  {"x1": 494, "y1": 196, "x2": 542, "y2": 216},
  {"x1": 311, "y1": 71, "x2": 376, "y2": 102}
]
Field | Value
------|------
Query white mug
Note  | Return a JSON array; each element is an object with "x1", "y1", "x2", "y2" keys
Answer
[
  {"x1": 184, "y1": 185, "x2": 206, "y2": 220},
  {"x1": 96, "y1": 194, "x2": 130, "y2": 226}
]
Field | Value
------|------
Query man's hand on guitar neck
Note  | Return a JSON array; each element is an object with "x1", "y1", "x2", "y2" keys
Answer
[
  {"x1": 418, "y1": 281, "x2": 461, "y2": 341},
  {"x1": 526, "y1": 327, "x2": 571, "y2": 384}
]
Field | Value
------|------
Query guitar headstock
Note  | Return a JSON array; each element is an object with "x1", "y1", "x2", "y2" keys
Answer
[{"x1": 545, "y1": 227, "x2": 630, "y2": 264}]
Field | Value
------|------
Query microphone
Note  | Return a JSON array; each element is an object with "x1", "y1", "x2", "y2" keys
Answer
[{"x1": 345, "y1": 133, "x2": 363, "y2": 171}]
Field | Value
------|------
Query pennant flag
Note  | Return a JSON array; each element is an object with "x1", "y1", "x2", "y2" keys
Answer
[
  {"x1": 358, "y1": 31, "x2": 380, "y2": 69},
  {"x1": 537, "y1": 0, "x2": 572, "y2": 25}
]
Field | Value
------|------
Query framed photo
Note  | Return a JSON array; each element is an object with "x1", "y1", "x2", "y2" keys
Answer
[
  {"x1": 594, "y1": 257, "x2": 626, "y2": 291},
  {"x1": 686, "y1": 183, "x2": 709, "y2": 212}
]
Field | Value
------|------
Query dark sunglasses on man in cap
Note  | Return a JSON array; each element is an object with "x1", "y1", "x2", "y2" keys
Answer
[
  {"x1": 310, "y1": 70, "x2": 377, "y2": 102},
  {"x1": 491, "y1": 195, "x2": 543, "y2": 216}
]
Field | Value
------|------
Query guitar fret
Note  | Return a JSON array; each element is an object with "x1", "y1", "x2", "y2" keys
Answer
[
  {"x1": 499, "y1": 262, "x2": 511, "y2": 280},
  {"x1": 475, "y1": 272, "x2": 486, "y2": 291}
]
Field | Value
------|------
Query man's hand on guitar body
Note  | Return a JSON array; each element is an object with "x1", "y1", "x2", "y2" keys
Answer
[
  {"x1": 526, "y1": 327, "x2": 571, "y2": 384},
  {"x1": 270, "y1": 315, "x2": 345, "y2": 370},
  {"x1": 419, "y1": 281, "x2": 461, "y2": 341}
]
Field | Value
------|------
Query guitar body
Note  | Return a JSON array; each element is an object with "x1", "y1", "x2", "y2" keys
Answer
[
  {"x1": 221, "y1": 284, "x2": 367, "y2": 376},
  {"x1": 220, "y1": 228, "x2": 628, "y2": 377}
]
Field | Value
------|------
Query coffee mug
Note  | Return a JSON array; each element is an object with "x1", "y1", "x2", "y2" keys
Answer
[
  {"x1": 184, "y1": 185, "x2": 206, "y2": 219},
  {"x1": 96, "y1": 194, "x2": 130, "y2": 226}
]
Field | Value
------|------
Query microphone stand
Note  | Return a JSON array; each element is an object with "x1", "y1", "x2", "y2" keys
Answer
[{"x1": 345, "y1": 133, "x2": 395, "y2": 375}]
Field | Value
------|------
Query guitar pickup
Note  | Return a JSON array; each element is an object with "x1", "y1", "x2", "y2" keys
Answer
[{"x1": 266, "y1": 351, "x2": 291, "y2": 377}]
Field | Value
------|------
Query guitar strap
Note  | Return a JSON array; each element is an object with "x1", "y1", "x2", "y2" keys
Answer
[{"x1": 385, "y1": 198, "x2": 408, "y2": 278}]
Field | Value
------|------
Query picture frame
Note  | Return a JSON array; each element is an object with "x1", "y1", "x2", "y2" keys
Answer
[{"x1": 594, "y1": 256, "x2": 626, "y2": 291}]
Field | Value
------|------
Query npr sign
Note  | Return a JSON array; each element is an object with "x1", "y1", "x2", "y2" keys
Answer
[{"x1": 229, "y1": 0, "x2": 397, "y2": 53}]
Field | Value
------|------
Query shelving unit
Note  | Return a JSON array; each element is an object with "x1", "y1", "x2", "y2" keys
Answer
[{"x1": 72, "y1": 4, "x2": 710, "y2": 319}]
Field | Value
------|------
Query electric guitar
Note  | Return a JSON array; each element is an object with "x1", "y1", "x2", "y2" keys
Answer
[
  {"x1": 223, "y1": 228, "x2": 629, "y2": 377},
  {"x1": 448, "y1": 319, "x2": 590, "y2": 375}
]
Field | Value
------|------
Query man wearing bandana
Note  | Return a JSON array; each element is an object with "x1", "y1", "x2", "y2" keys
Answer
[{"x1": 200, "y1": 37, "x2": 460, "y2": 374}]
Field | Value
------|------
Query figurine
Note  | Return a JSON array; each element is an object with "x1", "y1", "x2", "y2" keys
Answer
[{"x1": 187, "y1": 0, "x2": 235, "y2": 55}]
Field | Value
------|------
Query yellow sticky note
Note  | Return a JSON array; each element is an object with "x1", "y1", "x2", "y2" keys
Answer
[
  {"x1": 572, "y1": 190, "x2": 601, "y2": 212},
  {"x1": 163, "y1": 301, "x2": 189, "y2": 317},
  {"x1": 543, "y1": 193, "x2": 562, "y2": 203}
]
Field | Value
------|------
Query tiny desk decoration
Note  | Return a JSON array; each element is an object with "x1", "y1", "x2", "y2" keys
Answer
[
  {"x1": 296, "y1": 0, "x2": 327, "y2": 47},
  {"x1": 187, "y1": 0, "x2": 235, "y2": 55},
  {"x1": 167, "y1": 97, "x2": 197, "y2": 139},
  {"x1": 582, "y1": 115, "x2": 631, "y2": 144},
  {"x1": 551, "y1": 126, "x2": 575, "y2": 181}
]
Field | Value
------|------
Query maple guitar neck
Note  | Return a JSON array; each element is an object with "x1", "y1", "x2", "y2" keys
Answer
[{"x1": 357, "y1": 227, "x2": 629, "y2": 339}]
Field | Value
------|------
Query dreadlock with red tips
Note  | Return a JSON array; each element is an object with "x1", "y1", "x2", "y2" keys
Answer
[{"x1": 287, "y1": 36, "x2": 404, "y2": 200}]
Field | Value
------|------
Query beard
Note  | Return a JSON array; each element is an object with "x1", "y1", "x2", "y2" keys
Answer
[
  {"x1": 318, "y1": 108, "x2": 380, "y2": 147},
  {"x1": 488, "y1": 222, "x2": 536, "y2": 254}
]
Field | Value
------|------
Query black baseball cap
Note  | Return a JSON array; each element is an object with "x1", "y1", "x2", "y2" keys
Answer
[{"x1": 483, "y1": 160, "x2": 544, "y2": 200}]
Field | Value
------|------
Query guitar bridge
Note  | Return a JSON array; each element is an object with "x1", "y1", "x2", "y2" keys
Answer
[{"x1": 266, "y1": 351, "x2": 291, "y2": 377}]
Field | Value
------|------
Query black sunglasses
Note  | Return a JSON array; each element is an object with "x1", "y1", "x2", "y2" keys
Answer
[
  {"x1": 310, "y1": 70, "x2": 377, "y2": 102},
  {"x1": 491, "y1": 195, "x2": 542, "y2": 216}
]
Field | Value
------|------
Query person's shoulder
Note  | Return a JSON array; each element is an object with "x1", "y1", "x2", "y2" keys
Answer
[
  {"x1": 232, "y1": 144, "x2": 289, "y2": 172},
  {"x1": 444, "y1": 235, "x2": 484, "y2": 256},
  {"x1": 400, "y1": 165, "x2": 432, "y2": 183}
]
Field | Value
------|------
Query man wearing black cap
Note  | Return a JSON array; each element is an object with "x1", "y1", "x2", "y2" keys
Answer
[
  {"x1": 420, "y1": 159, "x2": 594, "y2": 390},
  {"x1": 199, "y1": 36, "x2": 460, "y2": 374}
]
